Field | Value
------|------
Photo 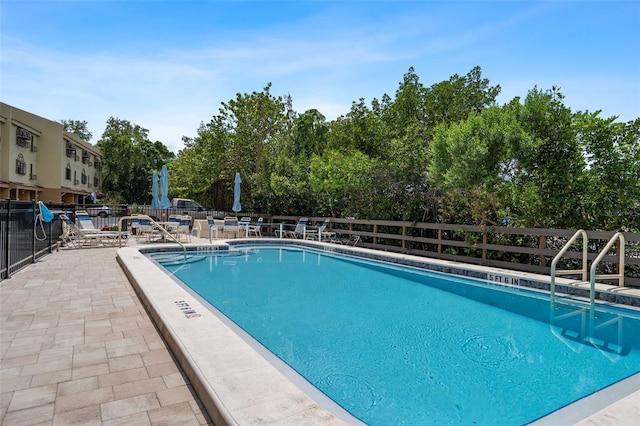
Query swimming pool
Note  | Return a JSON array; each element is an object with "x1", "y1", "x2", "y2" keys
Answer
[{"x1": 148, "y1": 244, "x2": 640, "y2": 425}]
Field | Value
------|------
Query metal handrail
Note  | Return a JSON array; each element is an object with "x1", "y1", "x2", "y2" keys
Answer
[
  {"x1": 118, "y1": 215, "x2": 187, "y2": 260},
  {"x1": 550, "y1": 229, "x2": 588, "y2": 299},
  {"x1": 589, "y1": 232, "x2": 625, "y2": 305}
]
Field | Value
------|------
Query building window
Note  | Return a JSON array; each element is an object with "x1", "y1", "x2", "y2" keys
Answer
[
  {"x1": 15, "y1": 154, "x2": 27, "y2": 175},
  {"x1": 16, "y1": 127, "x2": 32, "y2": 148},
  {"x1": 66, "y1": 140, "x2": 76, "y2": 158},
  {"x1": 65, "y1": 163, "x2": 72, "y2": 180},
  {"x1": 82, "y1": 149, "x2": 90, "y2": 164},
  {"x1": 94, "y1": 156, "x2": 102, "y2": 170},
  {"x1": 93, "y1": 176, "x2": 100, "y2": 187},
  {"x1": 29, "y1": 164, "x2": 37, "y2": 180},
  {"x1": 74, "y1": 171, "x2": 78, "y2": 185},
  {"x1": 81, "y1": 169, "x2": 88, "y2": 184}
]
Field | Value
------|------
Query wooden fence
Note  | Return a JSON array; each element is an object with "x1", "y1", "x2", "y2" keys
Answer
[{"x1": 268, "y1": 216, "x2": 640, "y2": 288}]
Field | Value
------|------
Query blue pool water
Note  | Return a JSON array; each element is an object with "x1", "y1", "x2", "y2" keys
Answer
[{"x1": 152, "y1": 245, "x2": 640, "y2": 425}]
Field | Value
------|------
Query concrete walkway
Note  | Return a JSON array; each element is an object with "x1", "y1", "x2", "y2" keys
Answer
[{"x1": 0, "y1": 245, "x2": 211, "y2": 425}]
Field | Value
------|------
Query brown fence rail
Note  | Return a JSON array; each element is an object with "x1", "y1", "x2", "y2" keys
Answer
[{"x1": 269, "y1": 216, "x2": 640, "y2": 288}]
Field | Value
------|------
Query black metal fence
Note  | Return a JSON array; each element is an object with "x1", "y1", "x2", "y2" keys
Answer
[{"x1": 0, "y1": 200, "x2": 72, "y2": 280}]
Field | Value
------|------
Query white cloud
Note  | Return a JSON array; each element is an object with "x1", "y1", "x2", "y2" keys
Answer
[{"x1": 2, "y1": 1, "x2": 637, "y2": 155}]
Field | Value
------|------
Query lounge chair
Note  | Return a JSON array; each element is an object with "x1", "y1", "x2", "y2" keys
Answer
[
  {"x1": 287, "y1": 217, "x2": 308, "y2": 239},
  {"x1": 167, "y1": 214, "x2": 182, "y2": 225},
  {"x1": 170, "y1": 215, "x2": 191, "y2": 242},
  {"x1": 206, "y1": 216, "x2": 220, "y2": 241},
  {"x1": 76, "y1": 211, "x2": 103, "y2": 233},
  {"x1": 239, "y1": 217, "x2": 252, "y2": 237},
  {"x1": 247, "y1": 217, "x2": 263, "y2": 237},
  {"x1": 59, "y1": 214, "x2": 124, "y2": 247},
  {"x1": 130, "y1": 216, "x2": 144, "y2": 241},
  {"x1": 134, "y1": 217, "x2": 159, "y2": 242},
  {"x1": 166, "y1": 215, "x2": 182, "y2": 236},
  {"x1": 222, "y1": 216, "x2": 240, "y2": 239},
  {"x1": 305, "y1": 219, "x2": 336, "y2": 241},
  {"x1": 330, "y1": 234, "x2": 361, "y2": 246}
]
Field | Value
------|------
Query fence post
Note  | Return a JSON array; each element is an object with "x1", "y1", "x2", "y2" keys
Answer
[
  {"x1": 482, "y1": 232, "x2": 488, "y2": 261},
  {"x1": 437, "y1": 228, "x2": 442, "y2": 254},
  {"x1": 402, "y1": 226, "x2": 406, "y2": 250},
  {"x1": 373, "y1": 224, "x2": 378, "y2": 245},
  {"x1": 47, "y1": 202, "x2": 54, "y2": 253},
  {"x1": 31, "y1": 200, "x2": 36, "y2": 264},
  {"x1": 2, "y1": 199, "x2": 10, "y2": 279},
  {"x1": 539, "y1": 235, "x2": 546, "y2": 267}
]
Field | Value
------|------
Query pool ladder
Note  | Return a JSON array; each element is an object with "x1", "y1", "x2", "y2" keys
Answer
[
  {"x1": 551, "y1": 230, "x2": 626, "y2": 306},
  {"x1": 549, "y1": 300, "x2": 627, "y2": 360}
]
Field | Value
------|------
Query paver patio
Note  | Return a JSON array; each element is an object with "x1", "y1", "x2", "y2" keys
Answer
[
  {"x1": 0, "y1": 245, "x2": 211, "y2": 425},
  {"x1": 1, "y1": 239, "x2": 638, "y2": 425}
]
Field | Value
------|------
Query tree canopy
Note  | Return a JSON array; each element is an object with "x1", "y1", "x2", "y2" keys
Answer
[
  {"x1": 92, "y1": 66, "x2": 639, "y2": 232},
  {"x1": 97, "y1": 117, "x2": 174, "y2": 204},
  {"x1": 60, "y1": 119, "x2": 92, "y2": 142}
]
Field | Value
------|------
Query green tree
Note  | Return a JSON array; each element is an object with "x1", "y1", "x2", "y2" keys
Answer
[
  {"x1": 268, "y1": 149, "x2": 315, "y2": 215},
  {"x1": 382, "y1": 123, "x2": 434, "y2": 220},
  {"x1": 383, "y1": 67, "x2": 425, "y2": 142},
  {"x1": 423, "y1": 65, "x2": 501, "y2": 129},
  {"x1": 291, "y1": 109, "x2": 328, "y2": 157},
  {"x1": 327, "y1": 99, "x2": 388, "y2": 158},
  {"x1": 514, "y1": 86, "x2": 586, "y2": 228},
  {"x1": 575, "y1": 113, "x2": 640, "y2": 231},
  {"x1": 97, "y1": 118, "x2": 173, "y2": 204},
  {"x1": 309, "y1": 149, "x2": 381, "y2": 217},
  {"x1": 170, "y1": 123, "x2": 230, "y2": 208},
  {"x1": 428, "y1": 106, "x2": 533, "y2": 225},
  {"x1": 171, "y1": 84, "x2": 292, "y2": 211},
  {"x1": 60, "y1": 119, "x2": 92, "y2": 142}
]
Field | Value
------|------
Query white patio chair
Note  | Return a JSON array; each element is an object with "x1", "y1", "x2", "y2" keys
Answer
[
  {"x1": 287, "y1": 217, "x2": 308, "y2": 239},
  {"x1": 170, "y1": 215, "x2": 191, "y2": 242},
  {"x1": 76, "y1": 211, "x2": 102, "y2": 233},
  {"x1": 305, "y1": 219, "x2": 335, "y2": 241},
  {"x1": 59, "y1": 214, "x2": 124, "y2": 247},
  {"x1": 222, "y1": 217, "x2": 240, "y2": 239},
  {"x1": 247, "y1": 217, "x2": 263, "y2": 237}
]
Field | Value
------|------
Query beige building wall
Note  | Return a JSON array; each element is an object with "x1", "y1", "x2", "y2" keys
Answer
[{"x1": 0, "y1": 103, "x2": 104, "y2": 203}]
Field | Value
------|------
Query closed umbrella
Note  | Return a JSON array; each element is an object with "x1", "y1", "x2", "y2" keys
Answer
[
  {"x1": 159, "y1": 165, "x2": 171, "y2": 209},
  {"x1": 232, "y1": 172, "x2": 242, "y2": 213},
  {"x1": 151, "y1": 171, "x2": 160, "y2": 208}
]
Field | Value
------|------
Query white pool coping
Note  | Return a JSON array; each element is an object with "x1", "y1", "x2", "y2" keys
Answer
[{"x1": 117, "y1": 239, "x2": 640, "y2": 425}]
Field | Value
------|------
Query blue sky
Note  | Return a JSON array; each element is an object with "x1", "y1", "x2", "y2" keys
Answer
[{"x1": 2, "y1": 0, "x2": 639, "y2": 152}]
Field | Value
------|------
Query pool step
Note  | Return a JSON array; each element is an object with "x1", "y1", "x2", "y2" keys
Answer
[{"x1": 152, "y1": 253, "x2": 206, "y2": 265}]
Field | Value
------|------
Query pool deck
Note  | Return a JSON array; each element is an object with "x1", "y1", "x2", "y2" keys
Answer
[{"x1": 1, "y1": 236, "x2": 639, "y2": 425}]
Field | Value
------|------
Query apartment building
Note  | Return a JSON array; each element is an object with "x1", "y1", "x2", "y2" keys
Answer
[{"x1": 0, "y1": 103, "x2": 104, "y2": 203}]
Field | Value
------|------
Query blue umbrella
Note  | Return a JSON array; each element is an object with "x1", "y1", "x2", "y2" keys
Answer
[
  {"x1": 159, "y1": 165, "x2": 171, "y2": 209},
  {"x1": 232, "y1": 172, "x2": 242, "y2": 213},
  {"x1": 151, "y1": 171, "x2": 161, "y2": 208}
]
